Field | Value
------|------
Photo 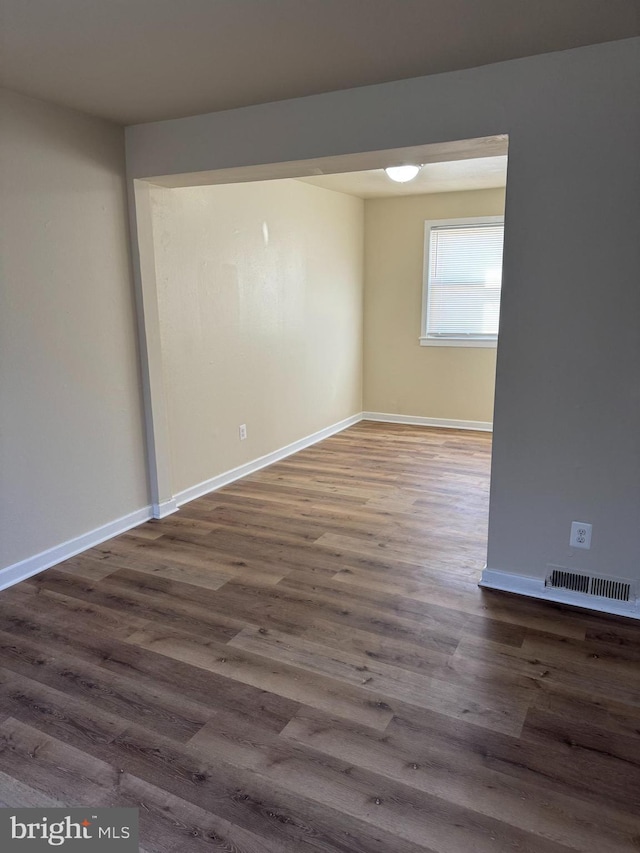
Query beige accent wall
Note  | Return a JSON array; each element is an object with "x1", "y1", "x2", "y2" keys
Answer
[
  {"x1": 363, "y1": 188, "x2": 506, "y2": 422},
  {"x1": 0, "y1": 88, "x2": 148, "y2": 570},
  {"x1": 150, "y1": 179, "x2": 363, "y2": 496}
]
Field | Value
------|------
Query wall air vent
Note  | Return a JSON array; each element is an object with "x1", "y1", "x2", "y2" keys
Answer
[
  {"x1": 546, "y1": 567, "x2": 633, "y2": 603},
  {"x1": 590, "y1": 576, "x2": 632, "y2": 602},
  {"x1": 546, "y1": 568, "x2": 589, "y2": 594}
]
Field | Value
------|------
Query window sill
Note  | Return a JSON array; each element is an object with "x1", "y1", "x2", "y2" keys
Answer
[{"x1": 419, "y1": 337, "x2": 497, "y2": 348}]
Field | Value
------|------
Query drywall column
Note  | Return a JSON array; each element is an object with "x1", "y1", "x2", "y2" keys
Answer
[{"x1": 127, "y1": 179, "x2": 176, "y2": 517}]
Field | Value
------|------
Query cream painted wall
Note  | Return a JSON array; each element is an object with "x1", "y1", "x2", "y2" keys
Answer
[
  {"x1": 0, "y1": 88, "x2": 148, "y2": 570},
  {"x1": 364, "y1": 188, "x2": 505, "y2": 421},
  {"x1": 150, "y1": 179, "x2": 363, "y2": 495}
]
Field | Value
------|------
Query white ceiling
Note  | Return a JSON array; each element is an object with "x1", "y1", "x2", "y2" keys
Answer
[
  {"x1": 296, "y1": 156, "x2": 508, "y2": 199},
  {"x1": 1, "y1": 0, "x2": 638, "y2": 125}
]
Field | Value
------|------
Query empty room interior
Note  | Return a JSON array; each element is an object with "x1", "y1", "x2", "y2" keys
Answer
[{"x1": 1, "y1": 3, "x2": 640, "y2": 852}]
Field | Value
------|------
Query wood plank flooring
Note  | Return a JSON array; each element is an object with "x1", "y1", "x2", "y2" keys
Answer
[{"x1": 1, "y1": 421, "x2": 640, "y2": 852}]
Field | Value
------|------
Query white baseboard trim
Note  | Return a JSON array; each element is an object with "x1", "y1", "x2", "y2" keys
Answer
[
  {"x1": 0, "y1": 506, "x2": 154, "y2": 592},
  {"x1": 174, "y1": 413, "x2": 363, "y2": 507},
  {"x1": 480, "y1": 568, "x2": 640, "y2": 620},
  {"x1": 0, "y1": 412, "x2": 489, "y2": 594},
  {"x1": 363, "y1": 412, "x2": 492, "y2": 432},
  {"x1": 153, "y1": 498, "x2": 179, "y2": 519},
  {"x1": 0, "y1": 413, "x2": 361, "y2": 593}
]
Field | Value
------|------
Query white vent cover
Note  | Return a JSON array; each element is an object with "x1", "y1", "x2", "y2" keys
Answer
[{"x1": 546, "y1": 566, "x2": 634, "y2": 603}]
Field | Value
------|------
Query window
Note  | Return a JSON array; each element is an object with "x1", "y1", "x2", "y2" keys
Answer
[{"x1": 420, "y1": 216, "x2": 504, "y2": 347}]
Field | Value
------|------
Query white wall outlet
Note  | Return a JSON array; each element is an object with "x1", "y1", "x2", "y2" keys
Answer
[
  {"x1": 238, "y1": 423, "x2": 247, "y2": 441},
  {"x1": 570, "y1": 521, "x2": 592, "y2": 549}
]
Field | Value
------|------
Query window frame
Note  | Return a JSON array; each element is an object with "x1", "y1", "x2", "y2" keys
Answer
[{"x1": 420, "y1": 215, "x2": 504, "y2": 348}]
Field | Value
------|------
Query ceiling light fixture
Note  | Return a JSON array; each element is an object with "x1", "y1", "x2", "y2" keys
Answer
[{"x1": 384, "y1": 165, "x2": 422, "y2": 183}]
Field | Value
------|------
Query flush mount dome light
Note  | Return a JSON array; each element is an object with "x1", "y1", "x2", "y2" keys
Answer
[{"x1": 384, "y1": 164, "x2": 421, "y2": 183}]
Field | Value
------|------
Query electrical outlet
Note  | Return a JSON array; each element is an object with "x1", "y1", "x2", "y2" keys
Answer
[
  {"x1": 238, "y1": 424, "x2": 247, "y2": 441},
  {"x1": 570, "y1": 521, "x2": 592, "y2": 549}
]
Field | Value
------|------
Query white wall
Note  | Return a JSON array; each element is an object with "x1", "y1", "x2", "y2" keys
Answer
[
  {"x1": 150, "y1": 179, "x2": 363, "y2": 496},
  {"x1": 127, "y1": 38, "x2": 640, "y2": 586},
  {"x1": 0, "y1": 88, "x2": 148, "y2": 571}
]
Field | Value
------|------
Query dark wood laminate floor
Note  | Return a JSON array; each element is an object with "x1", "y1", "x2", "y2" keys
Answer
[{"x1": 1, "y1": 422, "x2": 640, "y2": 852}]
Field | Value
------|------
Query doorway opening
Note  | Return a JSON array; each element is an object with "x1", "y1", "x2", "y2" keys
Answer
[{"x1": 132, "y1": 134, "x2": 509, "y2": 579}]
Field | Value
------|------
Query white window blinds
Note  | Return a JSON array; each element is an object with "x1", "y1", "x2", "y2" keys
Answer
[{"x1": 426, "y1": 222, "x2": 504, "y2": 339}]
